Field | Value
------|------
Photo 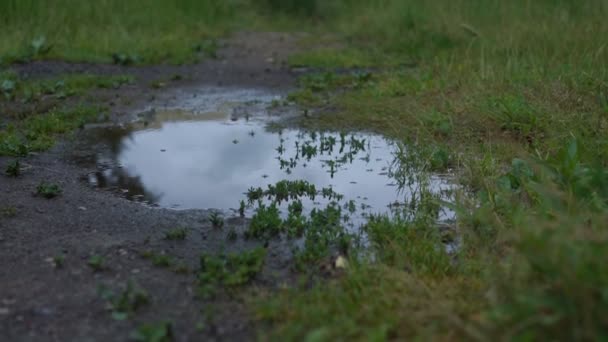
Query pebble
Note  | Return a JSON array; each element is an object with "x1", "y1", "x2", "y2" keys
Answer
[
  {"x1": 2, "y1": 299, "x2": 16, "y2": 305},
  {"x1": 33, "y1": 307, "x2": 55, "y2": 316}
]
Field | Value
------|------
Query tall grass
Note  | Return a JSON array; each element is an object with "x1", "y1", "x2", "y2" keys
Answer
[
  {"x1": 0, "y1": 0, "x2": 241, "y2": 63},
  {"x1": 251, "y1": 1, "x2": 608, "y2": 340}
]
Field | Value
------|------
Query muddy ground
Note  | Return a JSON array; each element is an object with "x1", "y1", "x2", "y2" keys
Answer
[{"x1": 0, "y1": 32, "x2": 314, "y2": 341}]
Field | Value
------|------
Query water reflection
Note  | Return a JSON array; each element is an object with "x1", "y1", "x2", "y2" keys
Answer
[{"x1": 79, "y1": 94, "x2": 453, "y2": 225}]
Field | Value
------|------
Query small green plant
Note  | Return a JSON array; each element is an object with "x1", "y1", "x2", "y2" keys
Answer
[
  {"x1": 1, "y1": 206, "x2": 17, "y2": 218},
  {"x1": 5, "y1": 159, "x2": 20, "y2": 177},
  {"x1": 29, "y1": 36, "x2": 52, "y2": 58},
  {"x1": 239, "y1": 200, "x2": 246, "y2": 217},
  {"x1": 209, "y1": 211, "x2": 224, "y2": 229},
  {"x1": 172, "y1": 263, "x2": 190, "y2": 274},
  {"x1": 247, "y1": 202, "x2": 282, "y2": 239},
  {"x1": 193, "y1": 39, "x2": 218, "y2": 59},
  {"x1": 151, "y1": 254, "x2": 172, "y2": 268},
  {"x1": 227, "y1": 229, "x2": 238, "y2": 241},
  {"x1": 422, "y1": 110, "x2": 453, "y2": 137},
  {"x1": 88, "y1": 255, "x2": 106, "y2": 272},
  {"x1": 53, "y1": 254, "x2": 65, "y2": 268},
  {"x1": 99, "y1": 281, "x2": 150, "y2": 320},
  {"x1": 292, "y1": 203, "x2": 354, "y2": 270},
  {"x1": 489, "y1": 95, "x2": 543, "y2": 141},
  {"x1": 150, "y1": 80, "x2": 166, "y2": 89},
  {"x1": 140, "y1": 250, "x2": 173, "y2": 268},
  {"x1": 164, "y1": 228, "x2": 187, "y2": 241},
  {"x1": 198, "y1": 247, "x2": 266, "y2": 298},
  {"x1": 130, "y1": 321, "x2": 173, "y2": 342},
  {"x1": 1, "y1": 79, "x2": 16, "y2": 100},
  {"x1": 429, "y1": 147, "x2": 451, "y2": 172},
  {"x1": 36, "y1": 182, "x2": 62, "y2": 198},
  {"x1": 111, "y1": 53, "x2": 140, "y2": 65}
]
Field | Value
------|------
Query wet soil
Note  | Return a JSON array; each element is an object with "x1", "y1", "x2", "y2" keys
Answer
[{"x1": 0, "y1": 32, "x2": 306, "y2": 342}]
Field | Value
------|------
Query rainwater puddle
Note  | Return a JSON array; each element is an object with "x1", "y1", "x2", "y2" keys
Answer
[{"x1": 80, "y1": 87, "x2": 454, "y2": 227}]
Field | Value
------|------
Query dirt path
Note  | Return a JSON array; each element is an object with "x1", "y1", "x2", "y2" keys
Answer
[{"x1": 0, "y1": 32, "x2": 305, "y2": 342}]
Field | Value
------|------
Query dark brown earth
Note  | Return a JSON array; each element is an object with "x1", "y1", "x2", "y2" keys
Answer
[{"x1": 0, "y1": 32, "x2": 309, "y2": 342}]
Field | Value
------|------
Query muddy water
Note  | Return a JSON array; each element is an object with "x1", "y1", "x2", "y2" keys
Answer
[{"x1": 79, "y1": 87, "x2": 453, "y2": 225}]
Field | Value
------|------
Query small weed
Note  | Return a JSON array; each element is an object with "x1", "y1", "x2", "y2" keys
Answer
[
  {"x1": 489, "y1": 95, "x2": 543, "y2": 141},
  {"x1": 422, "y1": 110, "x2": 453, "y2": 137},
  {"x1": 131, "y1": 321, "x2": 173, "y2": 342},
  {"x1": 150, "y1": 81, "x2": 166, "y2": 89},
  {"x1": 53, "y1": 254, "x2": 65, "y2": 268},
  {"x1": 99, "y1": 281, "x2": 150, "y2": 320},
  {"x1": 247, "y1": 202, "x2": 282, "y2": 239},
  {"x1": 1, "y1": 206, "x2": 17, "y2": 218},
  {"x1": 151, "y1": 254, "x2": 172, "y2": 268},
  {"x1": 172, "y1": 263, "x2": 190, "y2": 274},
  {"x1": 29, "y1": 36, "x2": 52, "y2": 58},
  {"x1": 36, "y1": 182, "x2": 62, "y2": 198},
  {"x1": 1, "y1": 79, "x2": 16, "y2": 100},
  {"x1": 111, "y1": 53, "x2": 140, "y2": 65},
  {"x1": 239, "y1": 200, "x2": 246, "y2": 217},
  {"x1": 227, "y1": 229, "x2": 238, "y2": 241},
  {"x1": 5, "y1": 159, "x2": 20, "y2": 177},
  {"x1": 198, "y1": 247, "x2": 266, "y2": 298},
  {"x1": 88, "y1": 255, "x2": 106, "y2": 272},
  {"x1": 209, "y1": 211, "x2": 224, "y2": 229},
  {"x1": 293, "y1": 203, "x2": 352, "y2": 269},
  {"x1": 164, "y1": 228, "x2": 187, "y2": 241},
  {"x1": 429, "y1": 147, "x2": 451, "y2": 172},
  {"x1": 140, "y1": 250, "x2": 173, "y2": 268},
  {"x1": 193, "y1": 39, "x2": 218, "y2": 59}
]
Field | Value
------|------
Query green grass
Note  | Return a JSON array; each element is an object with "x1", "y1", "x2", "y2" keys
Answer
[
  {"x1": 0, "y1": 0, "x2": 238, "y2": 64},
  {"x1": 250, "y1": 0, "x2": 608, "y2": 340},
  {"x1": 1, "y1": 71, "x2": 134, "y2": 103},
  {"x1": 0, "y1": 105, "x2": 103, "y2": 156}
]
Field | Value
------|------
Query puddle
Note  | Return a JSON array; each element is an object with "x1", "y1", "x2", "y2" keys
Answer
[{"x1": 78, "y1": 87, "x2": 454, "y2": 226}]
